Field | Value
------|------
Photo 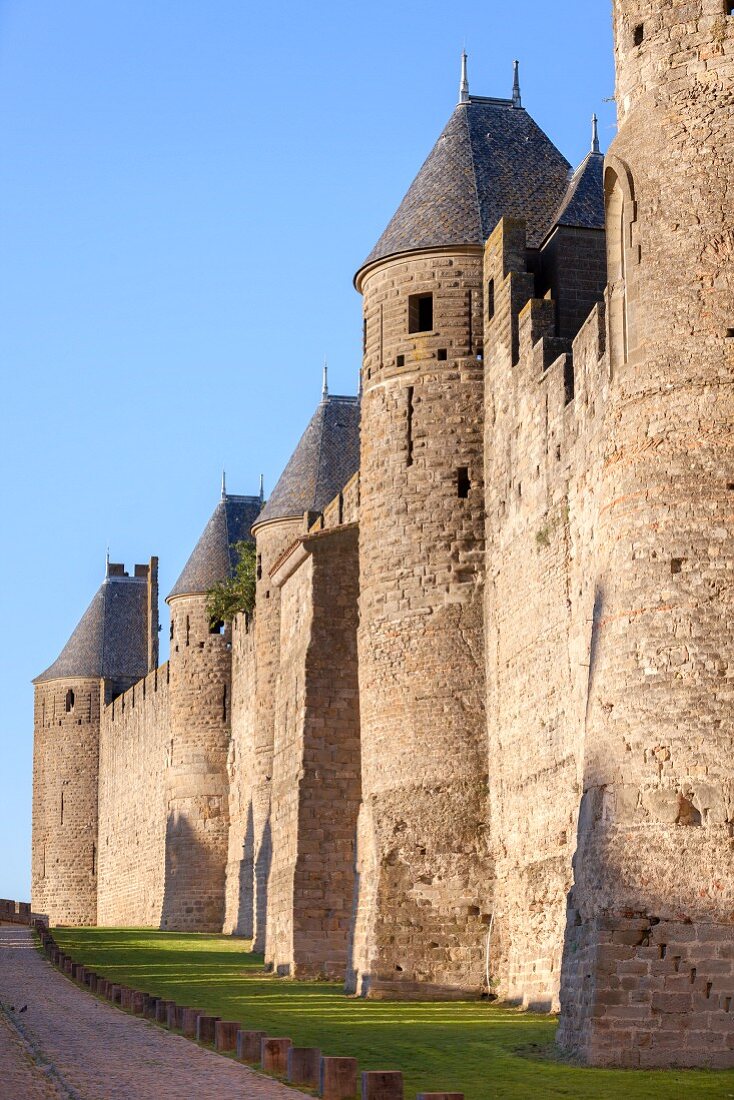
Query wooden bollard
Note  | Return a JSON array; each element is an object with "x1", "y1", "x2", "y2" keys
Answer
[
  {"x1": 320, "y1": 1057, "x2": 358, "y2": 1100},
  {"x1": 362, "y1": 1071, "x2": 404, "y2": 1100},
  {"x1": 167, "y1": 1003, "x2": 183, "y2": 1030},
  {"x1": 120, "y1": 987, "x2": 133, "y2": 1010},
  {"x1": 236, "y1": 1029, "x2": 266, "y2": 1062},
  {"x1": 287, "y1": 1047, "x2": 321, "y2": 1088},
  {"x1": 196, "y1": 1016, "x2": 220, "y2": 1045},
  {"x1": 144, "y1": 996, "x2": 158, "y2": 1020},
  {"x1": 156, "y1": 1000, "x2": 173, "y2": 1024},
  {"x1": 112, "y1": 985, "x2": 122, "y2": 1004},
  {"x1": 214, "y1": 1021, "x2": 240, "y2": 1052},
  {"x1": 181, "y1": 1007, "x2": 204, "y2": 1038},
  {"x1": 131, "y1": 990, "x2": 146, "y2": 1014},
  {"x1": 261, "y1": 1037, "x2": 292, "y2": 1075},
  {"x1": 416, "y1": 1094, "x2": 464, "y2": 1099},
  {"x1": 64, "y1": 959, "x2": 73, "y2": 975}
]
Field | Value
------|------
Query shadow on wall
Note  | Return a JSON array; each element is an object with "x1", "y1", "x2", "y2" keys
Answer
[
  {"x1": 254, "y1": 814, "x2": 272, "y2": 954},
  {"x1": 160, "y1": 810, "x2": 226, "y2": 933},
  {"x1": 232, "y1": 803, "x2": 256, "y2": 938}
]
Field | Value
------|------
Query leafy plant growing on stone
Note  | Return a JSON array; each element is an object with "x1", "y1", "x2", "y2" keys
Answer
[{"x1": 206, "y1": 540, "x2": 257, "y2": 623}]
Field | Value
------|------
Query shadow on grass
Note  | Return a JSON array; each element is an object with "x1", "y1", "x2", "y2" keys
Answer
[{"x1": 52, "y1": 928, "x2": 734, "y2": 1100}]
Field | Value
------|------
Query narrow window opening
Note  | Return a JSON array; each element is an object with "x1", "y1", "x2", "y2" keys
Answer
[
  {"x1": 690, "y1": 967, "x2": 697, "y2": 984},
  {"x1": 437, "y1": 348, "x2": 448, "y2": 361},
  {"x1": 379, "y1": 304, "x2": 384, "y2": 367},
  {"x1": 706, "y1": 982, "x2": 713, "y2": 999},
  {"x1": 726, "y1": 328, "x2": 734, "y2": 338},
  {"x1": 338, "y1": 491, "x2": 344, "y2": 525},
  {"x1": 363, "y1": 316, "x2": 368, "y2": 355},
  {"x1": 725, "y1": 997, "x2": 732, "y2": 1013},
  {"x1": 487, "y1": 279, "x2": 495, "y2": 320},
  {"x1": 633, "y1": 24, "x2": 644, "y2": 46},
  {"x1": 475, "y1": 342, "x2": 483, "y2": 361},
  {"x1": 408, "y1": 292, "x2": 433, "y2": 333},
  {"x1": 222, "y1": 684, "x2": 228, "y2": 722},
  {"x1": 659, "y1": 943, "x2": 667, "y2": 960},
  {"x1": 673, "y1": 956, "x2": 681, "y2": 973},
  {"x1": 406, "y1": 386, "x2": 414, "y2": 467},
  {"x1": 169, "y1": 621, "x2": 174, "y2": 641},
  {"x1": 467, "y1": 288, "x2": 473, "y2": 353},
  {"x1": 396, "y1": 354, "x2": 405, "y2": 368},
  {"x1": 65, "y1": 689, "x2": 75, "y2": 713},
  {"x1": 92, "y1": 844, "x2": 97, "y2": 876},
  {"x1": 256, "y1": 553, "x2": 262, "y2": 580},
  {"x1": 209, "y1": 619, "x2": 225, "y2": 635},
  {"x1": 457, "y1": 467, "x2": 471, "y2": 499},
  {"x1": 60, "y1": 791, "x2": 64, "y2": 826},
  {"x1": 727, "y1": 482, "x2": 734, "y2": 491},
  {"x1": 367, "y1": 367, "x2": 372, "y2": 380},
  {"x1": 186, "y1": 615, "x2": 190, "y2": 646}
]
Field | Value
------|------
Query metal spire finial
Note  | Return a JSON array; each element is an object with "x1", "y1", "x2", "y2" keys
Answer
[
  {"x1": 322, "y1": 360, "x2": 329, "y2": 400},
  {"x1": 459, "y1": 49, "x2": 470, "y2": 105},
  {"x1": 221, "y1": 469, "x2": 226, "y2": 499},
  {"x1": 512, "y1": 60, "x2": 522, "y2": 108},
  {"x1": 591, "y1": 113, "x2": 600, "y2": 154},
  {"x1": 105, "y1": 546, "x2": 110, "y2": 577}
]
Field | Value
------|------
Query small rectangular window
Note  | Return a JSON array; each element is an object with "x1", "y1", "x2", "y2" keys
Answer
[
  {"x1": 437, "y1": 348, "x2": 447, "y2": 361},
  {"x1": 457, "y1": 467, "x2": 471, "y2": 498},
  {"x1": 487, "y1": 279, "x2": 495, "y2": 320},
  {"x1": 363, "y1": 316, "x2": 368, "y2": 355},
  {"x1": 408, "y1": 293, "x2": 433, "y2": 333},
  {"x1": 396, "y1": 354, "x2": 405, "y2": 367},
  {"x1": 633, "y1": 24, "x2": 644, "y2": 46},
  {"x1": 726, "y1": 328, "x2": 734, "y2": 338}
]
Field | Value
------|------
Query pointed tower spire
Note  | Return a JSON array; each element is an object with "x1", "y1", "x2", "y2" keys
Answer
[
  {"x1": 512, "y1": 60, "x2": 522, "y2": 107},
  {"x1": 322, "y1": 360, "x2": 329, "y2": 400},
  {"x1": 259, "y1": 473, "x2": 265, "y2": 504},
  {"x1": 221, "y1": 469, "x2": 227, "y2": 499},
  {"x1": 591, "y1": 112, "x2": 601, "y2": 154},
  {"x1": 459, "y1": 49, "x2": 470, "y2": 105}
]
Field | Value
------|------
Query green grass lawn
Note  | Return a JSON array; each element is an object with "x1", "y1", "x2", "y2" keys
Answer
[{"x1": 52, "y1": 928, "x2": 734, "y2": 1100}]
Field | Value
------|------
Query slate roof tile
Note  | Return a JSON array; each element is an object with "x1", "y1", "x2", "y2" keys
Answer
[{"x1": 167, "y1": 495, "x2": 262, "y2": 601}]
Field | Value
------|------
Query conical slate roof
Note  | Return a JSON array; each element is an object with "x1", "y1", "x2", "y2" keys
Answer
[
  {"x1": 357, "y1": 95, "x2": 571, "y2": 280},
  {"x1": 34, "y1": 571, "x2": 149, "y2": 684},
  {"x1": 167, "y1": 494, "x2": 262, "y2": 601},
  {"x1": 551, "y1": 150, "x2": 605, "y2": 233},
  {"x1": 254, "y1": 395, "x2": 360, "y2": 528}
]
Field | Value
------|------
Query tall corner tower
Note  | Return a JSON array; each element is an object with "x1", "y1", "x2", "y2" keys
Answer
[
  {"x1": 164, "y1": 489, "x2": 261, "y2": 932},
  {"x1": 351, "y1": 56, "x2": 572, "y2": 997},
  {"x1": 558, "y1": 0, "x2": 734, "y2": 1067},
  {"x1": 32, "y1": 560, "x2": 155, "y2": 925}
]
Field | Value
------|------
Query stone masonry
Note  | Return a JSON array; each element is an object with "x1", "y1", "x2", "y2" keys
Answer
[{"x1": 31, "y1": 2, "x2": 734, "y2": 1068}]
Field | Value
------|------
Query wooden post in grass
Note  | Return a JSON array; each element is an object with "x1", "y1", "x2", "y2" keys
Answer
[
  {"x1": 261, "y1": 1037, "x2": 292, "y2": 1075},
  {"x1": 214, "y1": 1021, "x2": 240, "y2": 1052},
  {"x1": 361, "y1": 1071, "x2": 404, "y2": 1100},
  {"x1": 320, "y1": 1057, "x2": 358, "y2": 1100},
  {"x1": 236, "y1": 1029, "x2": 266, "y2": 1062},
  {"x1": 287, "y1": 1047, "x2": 321, "y2": 1087},
  {"x1": 196, "y1": 1016, "x2": 220, "y2": 1045}
]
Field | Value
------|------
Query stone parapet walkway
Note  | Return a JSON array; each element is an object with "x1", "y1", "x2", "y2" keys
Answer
[{"x1": 0, "y1": 926, "x2": 304, "y2": 1099}]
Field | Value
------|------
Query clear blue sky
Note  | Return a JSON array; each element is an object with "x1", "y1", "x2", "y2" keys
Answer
[{"x1": 0, "y1": 0, "x2": 615, "y2": 901}]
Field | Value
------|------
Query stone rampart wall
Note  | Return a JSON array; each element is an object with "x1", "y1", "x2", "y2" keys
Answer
[{"x1": 97, "y1": 666, "x2": 171, "y2": 927}]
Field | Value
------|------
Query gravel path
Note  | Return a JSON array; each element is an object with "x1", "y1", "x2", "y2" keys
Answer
[{"x1": 0, "y1": 926, "x2": 305, "y2": 1100}]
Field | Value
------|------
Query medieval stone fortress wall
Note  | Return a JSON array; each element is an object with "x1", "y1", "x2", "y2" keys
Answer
[{"x1": 31, "y1": 0, "x2": 734, "y2": 1068}]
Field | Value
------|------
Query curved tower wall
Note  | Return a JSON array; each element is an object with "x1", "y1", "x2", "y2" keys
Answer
[
  {"x1": 558, "y1": 0, "x2": 734, "y2": 1066},
  {"x1": 31, "y1": 677, "x2": 100, "y2": 925},
  {"x1": 240, "y1": 516, "x2": 302, "y2": 952},
  {"x1": 164, "y1": 593, "x2": 231, "y2": 931},
  {"x1": 352, "y1": 248, "x2": 492, "y2": 997}
]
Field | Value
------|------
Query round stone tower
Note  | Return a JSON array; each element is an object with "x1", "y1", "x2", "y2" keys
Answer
[
  {"x1": 164, "y1": 487, "x2": 261, "y2": 932},
  {"x1": 351, "y1": 59, "x2": 571, "y2": 997},
  {"x1": 32, "y1": 560, "x2": 155, "y2": 925},
  {"x1": 558, "y1": 1, "x2": 734, "y2": 1067}
]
